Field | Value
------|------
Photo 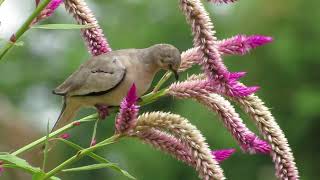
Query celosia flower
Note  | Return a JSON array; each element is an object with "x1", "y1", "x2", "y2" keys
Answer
[
  {"x1": 218, "y1": 35, "x2": 273, "y2": 56},
  {"x1": 179, "y1": 0, "x2": 259, "y2": 97},
  {"x1": 135, "y1": 112, "x2": 225, "y2": 180},
  {"x1": 234, "y1": 94, "x2": 299, "y2": 179},
  {"x1": 168, "y1": 80, "x2": 270, "y2": 154},
  {"x1": 115, "y1": 84, "x2": 139, "y2": 134},
  {"x1": 59, "y1": 133, "x2": 70, "y2": 139},
  {"x1": 64, "y1": 0, "x2": 111, "y2": 55},
  {"x1": 33, "y1": 0, "x2": 63, "y2": 24},
  {"x1": 211, "y1": 149, "x2": 236, "y2": 163},
  {"x1": 241, "y1": 134, "x2": 271, "y2": 154}
]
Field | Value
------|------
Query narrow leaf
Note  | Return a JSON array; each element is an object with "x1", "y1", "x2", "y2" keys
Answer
[
  {"x1": 31, "y1": 24, "x2": 95, "y2": 30},
  {"x1": 53, "y1": 138, "x2": 110, "y2": 163},
  {"x1": 42, "y1": 120, "x2": 50, "y2": 171},
  {"x1": 0, "y1": 0, "x2": 5, "y2": 6},
  {"x1": 0, "y1": 153, "x2": 39, "y2": 173},
  {"x1": 62, "y1": 163, "x2": 136, "y2": 179}
]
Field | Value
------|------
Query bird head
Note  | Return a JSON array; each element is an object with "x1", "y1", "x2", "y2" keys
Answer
[{"x1": 150, "y1": 44, "x2": 181, "y2": 80}]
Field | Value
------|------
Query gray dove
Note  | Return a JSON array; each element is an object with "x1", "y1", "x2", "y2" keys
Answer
[{"x1": 52, "y1": 44, "x2": 181, "y2": 131}]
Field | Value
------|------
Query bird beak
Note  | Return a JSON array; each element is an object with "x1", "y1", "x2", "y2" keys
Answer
[
  {"x1": 173, "y1": 70, "x2": 179, "y2": 80},
  {"x1": 169, "y1": 65, "x2": 179, "y2": 80}
]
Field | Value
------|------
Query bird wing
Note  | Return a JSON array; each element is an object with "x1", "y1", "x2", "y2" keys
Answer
[{"x1": 53, "y1": 55, "x2": 126, "y2": 96}]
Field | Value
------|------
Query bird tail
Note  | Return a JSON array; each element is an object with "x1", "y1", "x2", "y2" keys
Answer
[{"x1": 51, "y1": 97, "x2": 80, "y2": 132}]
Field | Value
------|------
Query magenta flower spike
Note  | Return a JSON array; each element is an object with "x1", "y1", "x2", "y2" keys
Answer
[
  {"x1": 46, "y1": 0, "x2": 63, "y2": 15},
  {"x1": 241, "y1": 134, "x2": 271, "y2": 154},
  {"x1": 32, "y1": 0, "x2": 63, "y2": 24},
  {"x1": 212, "y1": 149, "x2": 236, "y2": 163},
  {"x1": 115, "y1": 84, "x2": 140, "y2": 134},
  {"x1": 218, "y1": 35, "x2": 273, "y2": 56}
]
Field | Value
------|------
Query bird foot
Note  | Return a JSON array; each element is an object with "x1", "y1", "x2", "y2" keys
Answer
[{"x1": 95, "y1": 104, "x2": 109, "y2": 120}]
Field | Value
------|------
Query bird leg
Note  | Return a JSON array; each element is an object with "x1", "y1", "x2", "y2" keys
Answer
[{"x1": 95, "y1": 104, "x2": 109, "y2": 120}]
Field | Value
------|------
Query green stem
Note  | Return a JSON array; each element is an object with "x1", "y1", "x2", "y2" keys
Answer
[
  {"x1": 152, "y1": 71, "x2": 172, "y2": 93},
  {"x1": 89, "y1": 118, "x2": 99, "y2": 146},
  {"x1": 11, "y1": 114, "x2": 97, "y2": 156},
  {"x1": 11, "y1": 85, "x2": 169, "y2": 156},
  {"x1": 42, "y1": 134, "x2": 121, "y2": 180},
  {"x1": 0, "y1": 0, "x2": 52, "y2": 61}
]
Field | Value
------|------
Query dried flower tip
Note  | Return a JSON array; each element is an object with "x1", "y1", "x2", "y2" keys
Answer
[
  {"x1": 90, "y1": 139, "x2": 97, "y2": 146},
  {"x1": 207, "y1": 0, "x2": 238, "y2": 4},
  {"x1": 241, "y1": 134, "x2": 271, "y2": 154},
  {"x1": 73, "y1": 121, "x2": 81, "y2": 126},
  {"x1": 218, "y1": 35, "x2": 273, "y2": 56},
  {"x1": 115, "y1": 84, "x2": 139, "y2": 134},
  {"x1": 211, "y1": 149, "x2": 236, "y2": 163},
  {"x1": 59, "y1": 133, "x2": 70, "y2": 139}
]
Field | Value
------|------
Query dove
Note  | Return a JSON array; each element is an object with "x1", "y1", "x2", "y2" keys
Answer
[{"x1": 51, "y1": 44, "x2": 181, "y2": 131}]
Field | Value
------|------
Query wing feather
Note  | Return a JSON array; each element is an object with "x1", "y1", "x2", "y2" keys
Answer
[{"x1": 53, "y1": 55, "x2": 126, "y2": 96}]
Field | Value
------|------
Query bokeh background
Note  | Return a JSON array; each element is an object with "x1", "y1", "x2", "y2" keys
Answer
[{"x1": 0, "y1": 0, "x2": 319, "y2": 179}]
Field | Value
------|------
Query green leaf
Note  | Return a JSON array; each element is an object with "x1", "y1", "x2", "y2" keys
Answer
[
  {"x1": 53, "y1": 138, "x2": 110, "y2": 163},
  {"x1": 62, "y1": 163, "x2": 136, "y2": 180},
  {"x1": 0, "y1": 153, "x2": 39, "y2": 174},
  {"x1": 31, "y1": 24, "x2": 95, "y2": 30},
  {"x1": 0, "y1": 0, "x2": 5, "y2": 6},
  {"x1": 32, "y1": 171, "x2": 61, "y2": 180}
]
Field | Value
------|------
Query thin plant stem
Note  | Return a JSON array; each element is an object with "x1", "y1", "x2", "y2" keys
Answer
[
  {"x1": 90, "y1": 118, "x2": 99, "y2": 146},
  {"x1": 11, "y1": 90, "x2": 169, "y2": 156},
  {"x1": 152, "y1": 71, "x2": 172, "y2": 93},
  {"x1": 42, "y1": 120, "x2": 51, "y2": 171},
  {"x1": 42, "y1": 134, "x2": 121, "y2": 180},
  {"x1": 0, "y1": 0, "x2": 52, "y2": 61},
  {"x1": 11, "y1": 114, "x2": 97, "y2": 156}
]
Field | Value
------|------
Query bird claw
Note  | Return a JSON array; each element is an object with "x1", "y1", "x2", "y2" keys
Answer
[{"x1": 95, "y1": 104, "x2": 109, "y2": 120}]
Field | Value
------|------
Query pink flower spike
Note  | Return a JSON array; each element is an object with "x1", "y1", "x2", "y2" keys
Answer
[
  {"x1": 229, "y1": 72, "x2": 247, "y2": 81},
  {"x1": 59, "y1": 133, "x2": 70, "y2": 139},
  {"x1": 228, "y1": 83, "x2": 260, "y2": 97},
  {"x1": 218, "y1": 35, "x2": 273, "y2": 56},
  {"x1": 115, "y1": 84, "x2": 140, "y2": 134},
  {"x1": 32, "y1": 0, "x2": 63, "y2": 24},
  {"x1": 247, "y1": 35, "x2": 273, "y2": 49},
  {"x1": 125, "y1": 83, "x2": 138, "y2": 106},
  {"x1": 241, "y1": 134, "x2": 271, "y2": 154},
  {"x1": 211, "y1": 149, "x2": 236, "y2": 163},
  {"x1": 207, "y1": 0, "x2": 238, "y2": 4}
]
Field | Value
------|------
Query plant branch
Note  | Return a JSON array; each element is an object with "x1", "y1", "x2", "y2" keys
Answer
[
  {"x1": 42, "y1": 134, "x2": 121, "y2": 180},
  {"x1": 0, "y1": 0, "x2": 52, "y2": 61},
  {"x1": 11, "y1": 114, "x2": 97, "y2": 156}
]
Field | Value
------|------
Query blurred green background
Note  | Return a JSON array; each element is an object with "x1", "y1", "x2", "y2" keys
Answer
[{"x1": 0, "y1": 0, "x2": 319, "y2": 179}]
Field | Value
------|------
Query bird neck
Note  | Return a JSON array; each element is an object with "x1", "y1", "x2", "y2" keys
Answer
[{"x1": 139, "y1": 48, "x2": 161, "y2": 73}]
